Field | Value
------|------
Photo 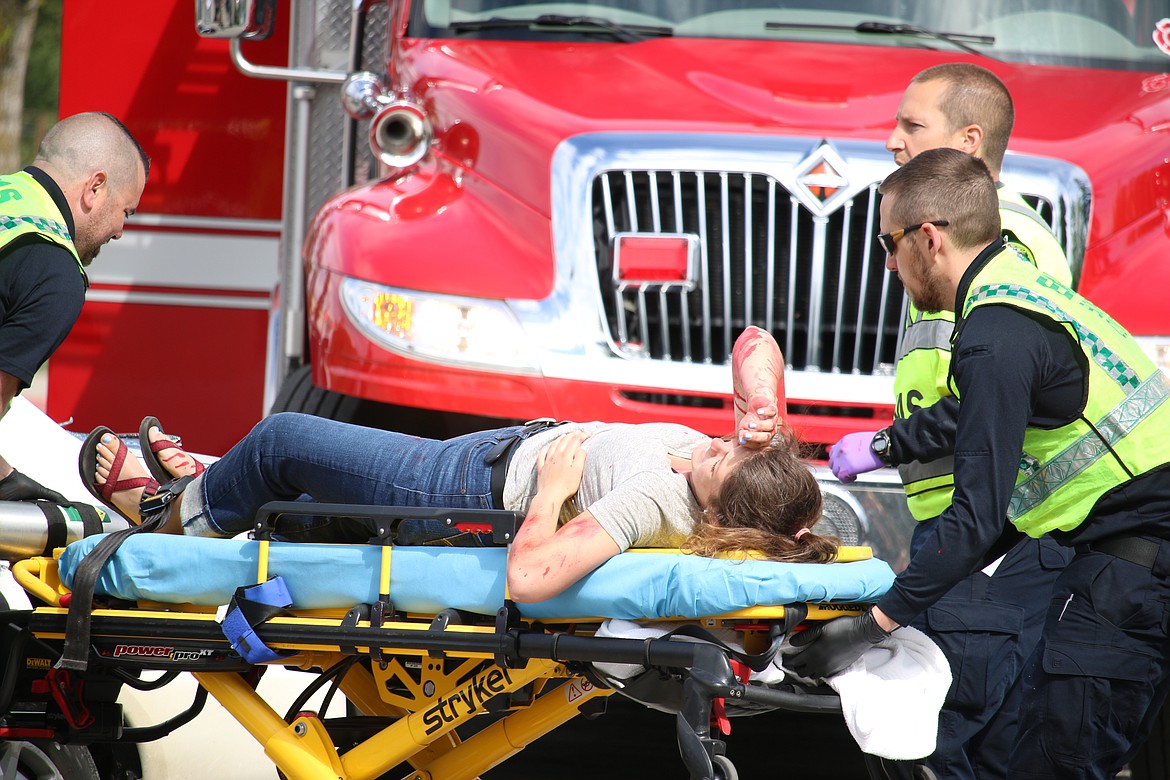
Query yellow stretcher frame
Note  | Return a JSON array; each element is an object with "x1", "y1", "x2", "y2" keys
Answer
[{"x1": 9, "y1": 514, "x2": 878, "y2": 780}]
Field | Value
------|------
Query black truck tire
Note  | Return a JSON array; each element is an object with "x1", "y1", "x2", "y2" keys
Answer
[
  {"x1": 270, "y1": 364, "x2": 364, "y2": 422},
  {"x1": 270, "y1": 364, "x2": 511, "y2": 438}
]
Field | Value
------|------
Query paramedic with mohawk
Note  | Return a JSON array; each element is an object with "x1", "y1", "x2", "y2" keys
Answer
[
  {"x1": 0, "y1": 112, "x2": 147, "y2": 501},
  {"x1": 788, "y1": 147, "x2": 1170, "y2": 779}
]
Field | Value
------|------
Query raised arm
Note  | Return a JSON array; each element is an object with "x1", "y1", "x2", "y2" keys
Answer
[
  {"x1": 732, "y1": 326, "x2": 787, "y2": 447},
  {"x1": 506, "y1": 432, "x2": 620, "y2": 603}
]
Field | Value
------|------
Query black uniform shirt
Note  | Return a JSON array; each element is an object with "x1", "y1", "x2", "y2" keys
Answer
[
  {"x1": 0, "y1": 166, "x2": 87, "y2": 389},
  {"x1": 877, "y1": 244, "x2": 1170, "y2": 626}
]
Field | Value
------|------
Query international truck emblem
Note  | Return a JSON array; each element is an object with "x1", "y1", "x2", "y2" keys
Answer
[
  {"x1": 793, "y1": 142, "x2": 852, "y2": 217},
  {"x1": 800, "y1": 161, "x2": 845, "y2": 202}
]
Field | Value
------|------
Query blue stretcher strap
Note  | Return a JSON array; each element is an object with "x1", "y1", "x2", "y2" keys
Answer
[
  {"x1": 57, "y1": 535, "x2": 896, "y2": 619},
  {"x1": 221, "y1": 577, "x2": 293, "y2": 664}
]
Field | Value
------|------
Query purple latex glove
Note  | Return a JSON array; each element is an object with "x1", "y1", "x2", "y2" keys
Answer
[{"x1": 828, "y1": 431, "x2": 883, "y2": 484}]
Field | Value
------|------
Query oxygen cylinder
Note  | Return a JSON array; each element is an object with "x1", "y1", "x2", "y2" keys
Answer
[{"x1": 0, "y1": 500, "x2": 130, "y2": 561}]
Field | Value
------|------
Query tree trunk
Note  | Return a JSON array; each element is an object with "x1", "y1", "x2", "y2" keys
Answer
[{"x1": 0, "y1": 0, "x2": 42, "y2": 172}]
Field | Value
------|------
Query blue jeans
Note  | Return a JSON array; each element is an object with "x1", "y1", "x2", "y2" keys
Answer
[{"x1": 184, "y1": 413, "x2": 526, "y2": 541}]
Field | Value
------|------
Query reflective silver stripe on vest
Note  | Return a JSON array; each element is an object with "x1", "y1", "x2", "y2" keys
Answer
[
  {"x1": 0, "y1": 215, "x2": 72, "y2": 244},
  {"x1": 999, "y1": 198, "x2": 1052, "y2": 230},
  {"x1": 895, "y1": 316, "x2": 953, "y2": 362},
  {"x1": 969, "y1": 283, "x2": 1141, "y2": 389},
  {"x1": 1010, "y1": 371, "x2": 1170, "y2": 518},
  {"x1": 899, "y1": 455, "x2": 955, "y2": 486}
]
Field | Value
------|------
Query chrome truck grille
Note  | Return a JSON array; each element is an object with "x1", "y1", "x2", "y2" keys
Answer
[
  {"x1": 577, "y1": 135, "x2": 1089, "y2": 376},
  {"x1": 593, "y1": 168, "x2": 901, "y2": 374}
]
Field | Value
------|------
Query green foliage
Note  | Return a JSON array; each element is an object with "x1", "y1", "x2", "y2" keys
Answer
[{"x1": 20, "y1": 0, "x2": 59, "y2": 164}]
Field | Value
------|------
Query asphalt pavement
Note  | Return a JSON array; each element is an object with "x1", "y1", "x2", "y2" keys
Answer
[{"x1": 482, "y1": 696, "x2": 872, "y2": 779}]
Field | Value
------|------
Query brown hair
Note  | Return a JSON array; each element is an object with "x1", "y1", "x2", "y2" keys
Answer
[
  {"x1": 682, "y1": 429, "x2": 836, "y2": 563},
  {"x1": 879, "y1": 147, "x2": 1001, "y2": 251},
  {"x1": 913, "y1": 63, "x2": 1014, "y2": 175}
]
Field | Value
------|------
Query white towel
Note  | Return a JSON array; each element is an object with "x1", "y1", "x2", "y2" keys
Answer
[
  {"x1": 0, "y1": 397, "x2": 101, "y2": 505},
  {"x1": 825, "y1": 625, "x2": 951, "y2": 760}
]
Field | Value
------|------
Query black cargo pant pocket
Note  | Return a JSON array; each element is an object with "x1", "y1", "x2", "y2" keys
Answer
[
  {"x1": 924, "y1": 598, "x2": 1024, "y2": 714},
  {"x1": 1032, "y1": 638, "x2": 1154, "y2": 767}
]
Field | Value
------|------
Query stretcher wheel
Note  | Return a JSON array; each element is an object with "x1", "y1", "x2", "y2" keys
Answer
[{"x1": 711, "y1": 754, "x2": 738, "y2": 780}]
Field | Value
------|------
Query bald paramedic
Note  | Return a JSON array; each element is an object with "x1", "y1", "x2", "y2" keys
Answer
[{"x1": 0, "y1": 112, "x2": 149, "y2": 501}]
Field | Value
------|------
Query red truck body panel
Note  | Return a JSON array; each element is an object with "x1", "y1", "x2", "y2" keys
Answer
[
  {"x1": 48, "y1": 1, "x2": 1170, "y2": 456},
  {"x1": 306, "y1": 32, "x2": 1170, "y2": 442},
  {"x1": 50, "y1": 1, "x2": 288, "y2": 454}
]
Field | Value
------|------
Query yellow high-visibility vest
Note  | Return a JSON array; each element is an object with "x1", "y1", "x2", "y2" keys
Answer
[
  {"x1": 893, "y1": 188, "x2": 1072, "y2": 520},
  {"x1": 959, "y1": 248, "x2": 1170, "y2": 536},
  {"x1": 0, "y1": 171, "x2": 84, "y2": 277}
]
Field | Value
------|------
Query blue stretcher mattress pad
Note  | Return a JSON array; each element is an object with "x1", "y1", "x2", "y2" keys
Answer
[{"x1": 58, "y1": 535, "x2": 895, "y2": 620}]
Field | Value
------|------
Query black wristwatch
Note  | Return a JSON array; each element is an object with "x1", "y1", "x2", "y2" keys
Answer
[{"x1": 870, "y1": 428, "x2": 894, "y2": 466}]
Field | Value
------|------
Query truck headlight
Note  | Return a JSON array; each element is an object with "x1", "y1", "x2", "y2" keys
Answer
[
  {"x1": 1135, "y1": 337, "x2": 1170, "y2": 378},
  {"x1": 818, "y1": 483, "x2": 869, "y2": 546},
  {"x1": 340, "y1": 279, "x2": 538, "y2": 372}
]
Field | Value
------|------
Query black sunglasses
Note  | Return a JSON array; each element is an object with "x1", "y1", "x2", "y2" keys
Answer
[{"x1": 877, "y1": 220, "x2": 950, "y2": 255}]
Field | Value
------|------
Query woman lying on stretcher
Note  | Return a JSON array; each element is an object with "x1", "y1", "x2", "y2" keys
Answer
[{"x1": 80, "y1": 327, "x2": 837, "y2": 603}]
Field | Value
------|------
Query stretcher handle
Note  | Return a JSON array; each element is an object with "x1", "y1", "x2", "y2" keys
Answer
[
  {"x1": 516, "y1": 631, "x2": 721, "y2": 669},
  {"x1": 193, "y1": 616, "x2": 735, "y2": 669},
  {"x1": 738, "y1": 681, "x2": 842, "y2": 714},
  {"x1": 251, "y1": 502, "x2": 524, "y2": 545},
  {"x1": 10, "y1": 558, "x2": 61, "y2": 606}
]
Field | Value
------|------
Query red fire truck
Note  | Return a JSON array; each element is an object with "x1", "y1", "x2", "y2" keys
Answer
[
  {"x1": 53, "y1": 0, "x2": 1170, "y2": 567},
  {"x1": 31, "y1": 1, "x2": 1170, "y2": 772}
]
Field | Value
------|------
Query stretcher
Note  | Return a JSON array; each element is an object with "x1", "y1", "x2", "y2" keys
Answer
[{"x1": 2, "y1": 501, "x2": 902, "y2": 780}]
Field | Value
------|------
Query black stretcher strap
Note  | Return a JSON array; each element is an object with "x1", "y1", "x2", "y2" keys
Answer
[
  {"x1": 60, "y1": 476, "x2": 194, "y2": 669},
  {"x1": 36, "y1": 503, "x2": 67, "y2": 554},
  {"x1": 34, "y1": 501, "x2": 106, "y2": 556},
  {"x1": 56, "y1": 512, "x2": 168, "y2": 672},
  {"x1": 71, "y1": 502, "x2": 105, "y2": 538}
]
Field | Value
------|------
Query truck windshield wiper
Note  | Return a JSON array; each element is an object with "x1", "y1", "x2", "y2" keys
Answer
[
  {"x1": 765, "y1": 19, "x2": 994, "y2": 58},
  {"x1": 449, "y1": 14, "x2": 673, "y2": 43}
]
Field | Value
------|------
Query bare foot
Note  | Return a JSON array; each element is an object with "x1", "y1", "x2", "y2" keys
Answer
[
  {"x1": 146, "y1": 426, "x2": 203, "y2": 478},
  {"x1": 95, "y1": 433, "x2": 153, "y2": 524},
  {"x1": 96, "y1": 434, "x2": 184, "y2": 533}
]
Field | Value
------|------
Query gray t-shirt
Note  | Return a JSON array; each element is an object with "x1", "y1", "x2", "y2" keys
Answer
[{"x1": 502, "y1": 422, "x2": 710, "y2": 550}]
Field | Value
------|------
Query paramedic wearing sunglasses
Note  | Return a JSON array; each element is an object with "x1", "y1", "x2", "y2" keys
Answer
[
  {"x1": 838, "y1": 63, "x2": 1075, "y2": 780},
  {"x1": 83, "y1": 326, "x2": 836, "y2": 604},
  {"x1": 789, "y1": 147, "x2": 1170, "y2": 780},
  {"x1": 0, "y1": 113, "x2": 147, "y2": 503}
]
